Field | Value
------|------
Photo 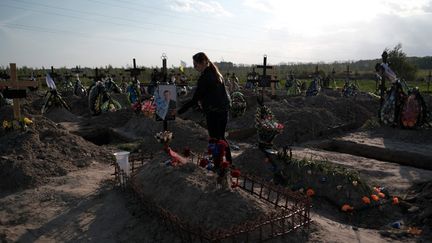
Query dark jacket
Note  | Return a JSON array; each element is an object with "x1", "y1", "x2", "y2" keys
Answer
[{"x1": 181, "y1": 66, "x2": 230, "y2": 113}]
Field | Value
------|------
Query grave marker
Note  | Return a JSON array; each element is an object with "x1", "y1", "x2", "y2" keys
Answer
[
  {"x1": 256, "y1": 55, "x2": 278, "y2": 102},
  {"x1": 126, "y1": 58, "x2": 145, "y2": 84},
  {"x1": 155, "y1": 54, "x2": 175, "y2": 131},
  {"x1": 0, "y1": 63, "x2": 38, "y2": 119}
]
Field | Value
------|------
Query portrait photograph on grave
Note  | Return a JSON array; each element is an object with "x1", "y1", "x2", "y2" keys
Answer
[{"x1": 155, "y1": 84, "x2": 177, "y2": 121}]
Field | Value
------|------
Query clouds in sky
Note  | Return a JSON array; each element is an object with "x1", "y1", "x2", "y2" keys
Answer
[
  {"x1": 240, "y1": 0, "x2": 432, "y2": 61},
  {"x1": 169, "y1": 0, "x2": 232, "y2": 17},
  {"x1": 1, "y1": 0, "x2": 431, "y2": 67}
]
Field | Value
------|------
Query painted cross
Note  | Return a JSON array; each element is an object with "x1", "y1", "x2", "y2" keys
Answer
[
  {"x1": 126, "y1": 58, "x2": 145, "y2": 84},
  {"x1": 0, "y1": 63, "x2": 38, "y2": 119}
]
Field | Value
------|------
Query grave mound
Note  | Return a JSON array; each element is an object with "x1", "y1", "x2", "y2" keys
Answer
[
  {"x1": 131, "y1": 152, "x2": 279, "y2": 231},
  {"x1": 0, "y1": 116, "x2": 114, "y2": 191},
  {"x1": 120, "y1": 116, "x2": 208, "y2": 153}
]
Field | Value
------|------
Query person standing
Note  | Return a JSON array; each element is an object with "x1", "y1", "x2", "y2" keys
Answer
[{"x1": 178, "y1": 52, "x2": 232, "y2": 164}]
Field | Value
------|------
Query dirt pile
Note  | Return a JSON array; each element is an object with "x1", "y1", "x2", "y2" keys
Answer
[
  {"x1": 404, "y1": 180, "x2": 432, "y2": 234},
  {"x1": 0, "y1": 116, "x2": 114, "y2": 191},
  {"x1": 131, "y1": 152, "x2": 277, "y2": 231},
  {"x1": 119, "y1": 115, "x2": 209, "y2": 153},
  {"x1": 43, "y1": 107, "x2": 81, "y2": 123},
  {"x1": 225, "y1": 91, "x2": 379, "y2": 144}
]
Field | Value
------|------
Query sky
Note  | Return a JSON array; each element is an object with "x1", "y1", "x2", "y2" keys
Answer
[{"x1": 0, "y1": 0, "x2": 432, "y2": 68}]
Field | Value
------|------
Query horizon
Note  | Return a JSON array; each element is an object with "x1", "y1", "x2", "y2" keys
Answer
[{"x1": 1, "y1": 0, "x2": 432, "y2": 68}]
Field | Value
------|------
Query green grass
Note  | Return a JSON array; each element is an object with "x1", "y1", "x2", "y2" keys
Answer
[{"x1": 277, "y1": 79, "x2": 432, "y2": 93}]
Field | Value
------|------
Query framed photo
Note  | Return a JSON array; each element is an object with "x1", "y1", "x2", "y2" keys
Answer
[{"x1": 155, "y1": 84, "x2": 177, "y2": 121}]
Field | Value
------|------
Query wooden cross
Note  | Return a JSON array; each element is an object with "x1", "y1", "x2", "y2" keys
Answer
[
  {"x1": 125, "y1": 58, "x2": 145, "y2": 84},
  {"x1": 427, "y1": 70, "x2": 431, "y2": 93},
  {"x1": 0, "y1": 63, "x2": 38, "y2": 119}
]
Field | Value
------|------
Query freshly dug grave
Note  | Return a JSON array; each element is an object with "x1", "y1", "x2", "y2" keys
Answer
[
  {"x1": 119, "y1": 115, "x2": 209, "y2": 153},
  {"x1": 180, "y1": 90, "x2": 379, "y2": 144},
  {"x1": 0, "y1": 116, "x2": 115, "y2": 191},
  {"x1": 131, "y1": 152, "x2": 278, "y2": 232},
  {"x1": 233, "y1": 147, "x2": 404, "y2": 228}
]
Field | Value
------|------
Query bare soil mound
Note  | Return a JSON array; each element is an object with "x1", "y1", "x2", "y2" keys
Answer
[
  {"x1": 180, "y1": 91, "x2": 379, "y2": 144},
  {"x1": 43, "y1": 107, "x2": 81, "y2": 123},
  {"x1": 403, "y1": 180, "x2": 432, "y2": 237},
  {"x1": 0, "y1": 116, "x2": 115, "y2": 191},
  {"x1": 119, "y1": 115, "x2": 209, "y2": 153},
  {"x1": 131, "y1": 152, "x2": 277, "y2": 231}
]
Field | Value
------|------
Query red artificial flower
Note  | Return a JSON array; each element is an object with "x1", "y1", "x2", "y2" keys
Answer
[
  {"x1": 131, "y1": 102, "x2": 141, "y2": 111},
  {"x1": 230, "y1": 169, "x2": 241, "y2": 178},
  {"x1": 199, "y1": 158, "x2": 208, "y2": 168}
]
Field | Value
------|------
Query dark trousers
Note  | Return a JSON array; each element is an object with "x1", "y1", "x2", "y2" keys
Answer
[{"x1": 206, "y1": 111, "x2": 232, "y2": 163}]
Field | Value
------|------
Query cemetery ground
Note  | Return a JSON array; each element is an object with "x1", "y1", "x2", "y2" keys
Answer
[{"x1": 1, "y1": 87, "x2": 432, "y2": 242}]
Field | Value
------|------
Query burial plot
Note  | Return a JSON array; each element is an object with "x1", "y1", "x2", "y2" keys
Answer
[
  {"x1": 256, "y1": 55, "x2": 279, "y2": 100},
  {"x1": 0, "y1": 63, "x2": 38, "y2": 120}
]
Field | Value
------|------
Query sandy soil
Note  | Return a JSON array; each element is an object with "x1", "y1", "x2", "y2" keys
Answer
[
  {"x1": 1, "y1": 90, "x2": 431, "y2": 242},
  {"x1": 0, "y1": 161, "x2": 414, "y2": 243}
]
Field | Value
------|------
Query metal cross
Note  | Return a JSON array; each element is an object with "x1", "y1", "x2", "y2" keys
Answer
[
  {"x1": 161, "y1": 53, "x2": 168, "y2": 84},
  {"x1": 256, "y1": 55, "x2": 274, "y2": 103},
  {"x1": 126, "y1": 58, "x2": 145, "y2": 84}
]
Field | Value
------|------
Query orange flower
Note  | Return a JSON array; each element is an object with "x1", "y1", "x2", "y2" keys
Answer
[
  {"x1": 378, "y1": 192, "x2": 386, "y2": 198},
  {"x1": 306, "y1": 188, "x2": 315, "y2": 197},
  {"x1": 341, "y1": 204, "x2": 354, "y2": 212},
  {"x1": 407, "y1": 227, "x2": 422, "y2": 235},
  {"x1": 362, "y1": 196, "x2": 371, "y2": 204},
  {"x1": 371, "y1": 194, "x2": 380, "y2": 201},
  {"x1": 392, "y1": 196, "x2": 399, "y2": 205}
]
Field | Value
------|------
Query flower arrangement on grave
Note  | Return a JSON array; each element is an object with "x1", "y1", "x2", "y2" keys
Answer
[
  {"x1": 2, "y1": 117, "x2": 33, "y2": 131},
  {"x1": 274, "y1": 150, "x2": 401, "y2": 212},
  {"x1": 197, "y1": 139, "x2": 240, "y2": 189},
  {"x1": 255, "y1": 105, "x2": 284, "y2": 147},
  {"x1": 155, "y1": 131, "x2": 173, "y2": 144},
  {"x1": 132, "y1": 98, "x2": 156, "y2": 118},
  {"x1": 230, "y1": 91, "x2": 247, "y2": 118},
  {"x1": 141, "y1": 99, "x2": 156, "y2": 118}
]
